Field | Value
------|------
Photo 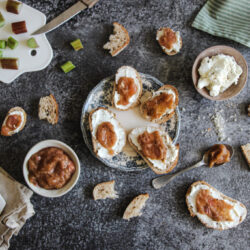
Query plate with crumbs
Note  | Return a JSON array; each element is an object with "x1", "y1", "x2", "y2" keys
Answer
[{"x1": 81, "y1": 73, "x2": 181, "y2": 172}]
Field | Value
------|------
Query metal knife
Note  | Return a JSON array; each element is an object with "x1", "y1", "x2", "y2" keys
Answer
[{"x1": 32, "y1": 0, "x2": 99, "y2": 35}]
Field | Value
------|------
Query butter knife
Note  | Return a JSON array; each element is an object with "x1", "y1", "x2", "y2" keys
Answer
[{"x1": 32, "y1": 0, "x2": 99, "y2": 35}]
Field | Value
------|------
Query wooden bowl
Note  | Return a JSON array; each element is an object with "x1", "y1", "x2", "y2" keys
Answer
[{"x1": 192, "y1": 45, "x2": 248, "y2": 101}]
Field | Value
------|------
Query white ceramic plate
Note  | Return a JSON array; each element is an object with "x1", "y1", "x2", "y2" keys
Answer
[
  {"x1": 0, "y1": 0, "x2": 53, "y2": 84},
  {"x1": 23, "y1": 140, "x2": 80, "y2": 198},
  {"x1": 81, "y1": 73, "x2": 181, "y2": 172}
]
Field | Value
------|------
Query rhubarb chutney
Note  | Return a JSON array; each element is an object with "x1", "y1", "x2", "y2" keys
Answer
[
  {"x1": 1, "y1": 114, "x2": 22, "y2": 136},
  {"x1": 28, "y1": 147, "x2": 76, "y2": 190}
]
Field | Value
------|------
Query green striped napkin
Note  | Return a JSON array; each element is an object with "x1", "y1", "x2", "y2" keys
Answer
[{"x1": 192, "y1": 0, "x2": 250, "y2": 48}]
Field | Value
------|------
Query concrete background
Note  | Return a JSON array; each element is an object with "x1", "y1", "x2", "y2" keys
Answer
[{"x1": 0, "y1": 0, "x2": 249, "y2": 249}]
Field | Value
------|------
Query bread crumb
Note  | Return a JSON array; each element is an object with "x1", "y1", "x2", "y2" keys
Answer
[{"x1": 211, "y1": 112, "x2": 226, "y2": 141}]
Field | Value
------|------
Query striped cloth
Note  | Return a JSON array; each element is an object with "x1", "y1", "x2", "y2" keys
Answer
[{"x1": 192, "y1": 0, "x2": 250, "y2": 48}]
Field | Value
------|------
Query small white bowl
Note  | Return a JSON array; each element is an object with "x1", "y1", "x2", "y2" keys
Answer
[{"x1": 23, "y1": 140, "x2": 81, "y2": 198}]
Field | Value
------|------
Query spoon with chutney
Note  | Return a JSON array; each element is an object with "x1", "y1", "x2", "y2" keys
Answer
[{"x1": 152, "y1": 144, "x2": 234, "y2": 189}]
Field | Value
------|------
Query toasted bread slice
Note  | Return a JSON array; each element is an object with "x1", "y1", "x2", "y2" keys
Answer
[
  {"x1": 38, "y1": 94, "x2": 58, "y2": 125},
  {"x1": 112, "y1": 66, "x2": 143, "y2": 111},
  {"x1": 128, "y1": 127, "x2": 179, "y2": 174},
  {"x1": 123, "y1": 193, "x2": 149, "y2": 220},
  {"x1": 140, "y1": 85, "x2": 179, "y2": 124},
  {"x1": 1, "y1": 107, "x2": 27, "y2": 136},
  {"x1": 89, "y1": 107, "x2": 126, "y2": 158},
  {"x1": 156, "y1": 27, "x2": 182, "y2": 56},
  {"x1": 241, "y1": 143, "x2": 250, "y2": 167},
  {"x1": 103, "y1": 22, "x2": 130, "y2": 57},
  {"x1": 93, "y1": 180, "x2": 118, "y2": 200},
  {"x1": 186, "y1": 181, "x2": 247, "y2": 230}
]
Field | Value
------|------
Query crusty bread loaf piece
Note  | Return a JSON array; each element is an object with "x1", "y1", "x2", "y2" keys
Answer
[
  {"x1": 38, "y1": 94, "x2": 58, "y2": 125},
  {"x1": 156, "y1": 27, "x2": 182, "y2": 56},
  {"x1": 140, "y1": 84, "x2": 179, "y2": 124},
  {"x1": 1, "y1": 107, "x2": 27, "y2": 136},
  {"x1": 241, "y1": 143, "x2": 250, "y2": 167},
  {"x1": 112, "y1": 66, "x2": 143, "y2": 111},
  {"x1": 128, "y1": 127, "x2": 179, "y2": 175},
  {"x1": 186, "y1": 181, "x2": 247, "y2": 230},
  {"x1": 89, "y1": 107, "x2": 126, "y2": 158},
  {"x1": 93, "y1": 180, "x2": 118, "y2": 200},
  {"x1": 103, "y1": 22, "x2": 130, "y2": 57},
  {"x1": 123, "y1": 193, "x2": 149, "y2": 220}
]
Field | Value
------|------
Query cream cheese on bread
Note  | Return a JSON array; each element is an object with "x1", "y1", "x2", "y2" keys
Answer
[
  {"x1": 129, "y1": 127, "x2": 178, "y2": 170},
  {"x1": 3, "y1": 110, "x2": 25, "y2": 134},
  {"x1": 156, "y1": 29, "x2": 182, "y2": 54},
  {"x1": 114, "y1": 66, "x2": 142, "y2": 110},
  {"x1": 91, "y1": 108, "x2": 126, "y2": 158},
  {"x1": 187, "y1": 184, "x2": 247, "y2": 230}
]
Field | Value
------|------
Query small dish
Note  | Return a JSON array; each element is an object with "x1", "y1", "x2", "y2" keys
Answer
[
  {"x1": 81, "y1": 73, "x2": 181, "y2": 172},
  {"x1": 23, "y1": 140, "x2": 80, "y2": 198},
  {"x1": 192, "y1": 45, "x2": 248, "y2": 101}
]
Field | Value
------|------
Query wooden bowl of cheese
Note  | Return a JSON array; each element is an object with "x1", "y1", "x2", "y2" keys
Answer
[{"x1": 192, "y1": 45, "x2": 248, "y2": 101}]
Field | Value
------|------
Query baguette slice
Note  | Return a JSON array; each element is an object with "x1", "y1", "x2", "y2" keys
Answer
[
  {"x1": 156, "y1": 27, "x2": 182, "y2": 56},
  {"x1": 128, "y1": 127, "x2": 179, "y2": 174},
  {"x1": 38, "y1": 94, "x2": 58, "y2": 125},
  {"x1": 93, "y1": 180, "x2": 118, "y2": 200},
  {"x1": 112, "y1": 66, "x2": 143, "y2": 111},
  {"x1": 186, "y1": 181, "x2": 247, "y2": 230},
  {"x1": 123, "y1": 193, "x2": 149, "y2": 220},
  {"x1": 241, "y1": 143, "x2": 250, "y2": 167},
  {"x1": 103, "y1": 22, "x2": 130, "y2": 57},
  {"x1": 140, "y1": 85, "x2": 179, "y2": 124},
  {"x1": 1, "y1": 107, "x2": 27, "y2": 136},
  {"x1": 89, "y1": 107, "x2": 126, "y2": 158}
]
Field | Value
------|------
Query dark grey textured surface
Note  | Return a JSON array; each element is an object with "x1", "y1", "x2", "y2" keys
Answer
[{"x1": 0, "y1": 0, "x2": 249, "y2": 249}]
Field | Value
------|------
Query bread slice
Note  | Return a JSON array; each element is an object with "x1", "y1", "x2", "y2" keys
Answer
[
  {"x1": 123, "y1": 193, "x2": 149, "y2": 220},
  {"x1": 112, "y1": 66, "x2": 143, "y2": 111},
  {"x1": 93, "y1": 180, "x2": 118, "y2": 200},
  {"x1": 1, "y1": 107, "x2": 27, "y2": 136},
  {"x1": 38, "y1": 94, "x2": 58, "y2": 125},
  {"x1": 140, "y1": 85, "x2": 179, "y2": 124},
  {"x1": 89, "y1": 107, "x2": 126, "y2": 158},
  {"x1": 186, "y1": 181, "x2": 247, "y2": 230},
  {"x1": 156, "y1": 27, "x2": 182, "y2": 56},
  {"x1": 128, "y1": 127, "x2": 179, "y2": 175},
  {"x1": 103, "y1": 22, "x2": 130, "y2": 57},
  {"x1": 241, "y1": 143, "x2": 250, "y2": 167}
]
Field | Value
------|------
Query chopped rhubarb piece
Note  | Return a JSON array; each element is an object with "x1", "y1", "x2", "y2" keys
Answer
[
  {"x1": 70, "y1": 39, "x2": 83, "y2": 51},
  {"x1": 61, "y1": 61, "x2": 75, "y2": 73},
  {"x1": 0, "y1": 40, "x2": 6, "y2": 49},
  {"x1": 7, "y1": 37, "x2": 18, "y2": 50},
  {"x1": 0, "y1": 51, "x2": 3, "y2": 58},
  {"x1": 6, "y1": 0, "x2": 23, "y2": 14},
  {"x1": 0, "y1": 12, "x2": 5, "y2": 28},
  {"x1": 1, "y1": 58, "x2": 19, "y2": 70},
  {"x1": 12, "y1": 21, "x2": 27, "y2": 34},
  {"x1": 27, "y1": 38, "x2": 39, "y2": 48}
]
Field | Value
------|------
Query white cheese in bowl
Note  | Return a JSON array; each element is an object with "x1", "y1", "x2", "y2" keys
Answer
[{"x1": 197, "y1": 54, "x2": 242, "y2": 97}]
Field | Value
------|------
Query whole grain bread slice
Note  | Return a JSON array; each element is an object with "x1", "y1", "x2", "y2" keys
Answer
[
  {"x1": 103, "y1": 22, "x2": 130, "y2": 57},
  {"x1": 241, "y1": 143, "x2": 250, "y2": 167},
  {"x1": 93, "y1": 180, "x2": 118, "y2": 200},
  {"x1": 123, "y1": 193, "x2": 149, "y2": 220},
  {"x1": 38, "y1": 94, "x2": 58, "y2": 125},
  {"x1": 112, "y1": 66, "x2": 143, "y2": 111},
  {"x1": 1, "y1": 107, "x2": 27, "y2": 136},
  {"x1": 186, "y1": 181, "x2": 247, "y2": 230},
  {"x1": 128, "y1": 128, "x2": 179, "y2": 175},
  {"x1": 88, "y1": 107, "x2": 126, "y2": 158},
  {"x1": 140, "y1": 84, "x2": 179, "y2": 124}
]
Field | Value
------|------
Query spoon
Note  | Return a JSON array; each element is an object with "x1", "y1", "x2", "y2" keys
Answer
[{"x1": 152, "y1": 144, "x2": 234, "y2": 190}]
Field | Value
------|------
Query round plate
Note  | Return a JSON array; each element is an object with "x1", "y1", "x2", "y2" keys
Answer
[
  {"x1": 81, "y1": 73, "x2": 181, "y2": 172},
  {"x1": 192, "y1": 45, "x2": 248, "y2": 101}
]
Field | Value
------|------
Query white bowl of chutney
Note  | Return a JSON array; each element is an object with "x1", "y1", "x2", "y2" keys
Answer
[{"x1": 23, "y1": 140, "x2": 81, "y2": 198}]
